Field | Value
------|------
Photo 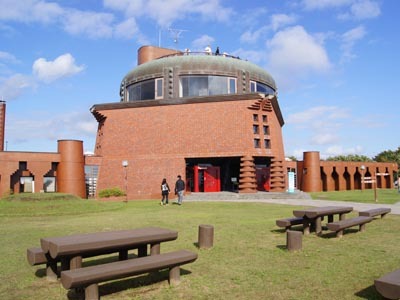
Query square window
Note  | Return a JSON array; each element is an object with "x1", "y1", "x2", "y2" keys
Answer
[
  {"x1": 253, "y1": 125, "x2": 259, "y2": 134},
  {"x1": 264, "y1": 139, "x2": 271, "y2": 149}
]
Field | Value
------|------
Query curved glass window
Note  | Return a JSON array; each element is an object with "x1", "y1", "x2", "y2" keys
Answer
[
  {"x1": 180, "y1": 75, "x2": 237, "y2": 97},
  {"x1": 250, "y1": 81, "x2": 275, "y2": 95},
  {"x1": 127, "y1": 78, "x2": 163, "y2": 101}
]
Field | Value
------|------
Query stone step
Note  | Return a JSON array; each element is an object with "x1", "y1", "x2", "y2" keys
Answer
[{"x1": 184, "y1": 191, "x2": 311, "y2": 201}]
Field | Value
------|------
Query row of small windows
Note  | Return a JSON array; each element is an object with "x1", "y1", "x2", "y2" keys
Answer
[
  {"x1": 253, "y1": 114, "x2": 268, "y2": 122},
  {"x1": 253, "y1": 125, "x2": 270, "y2": 135},
  {"x1": 254, "y1": 138, "x2": 271, "y2": 149},
  {"x1": 125, "y1": 75, "x2": 275, "y2": 101},
  {"x1": 253, "y1": 113, "x2": 270, "y2": 149}
]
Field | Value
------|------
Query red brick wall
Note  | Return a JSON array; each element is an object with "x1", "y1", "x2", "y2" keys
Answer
[{"x1": 94, "y1": 97, "x2": 286, "y2": 199}]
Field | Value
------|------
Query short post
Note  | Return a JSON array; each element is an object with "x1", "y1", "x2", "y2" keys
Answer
[
  {"x1": 169, "y1": 266, "x2": 181, "y2": 286},
  {"x1": 286, "y1": 230, "x2": 302, "y2": 252},
  {"x1": 198, "y1": 224, "x2": 214, "y2": 249}
]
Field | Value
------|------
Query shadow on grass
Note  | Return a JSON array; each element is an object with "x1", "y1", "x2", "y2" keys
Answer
[
  {"x1": 354, "y1": 284, "x2": 382, "y2": 299},
  {"x1": 65, "y1": 269, "x2": 193, "y2": 299},
  {"x1": 276, "y1": 245, "x2": 287, "y2": 251},
  {"x1": 34, "y1": 253, "x2": 140, "y2": 278},
  {"x1": 270, "y1": 227, "x2": 303, "y2": 234},
  {"x1": 319, "y1": 228, "x2": 361, "y2": 239}
]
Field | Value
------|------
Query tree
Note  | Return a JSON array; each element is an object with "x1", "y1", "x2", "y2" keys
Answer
[
  {"x1": 326, "y1": 154, "x2": 373, "y2": 162},
  {"x1": 374, "y1": 147, "x2": 400, "y2": 165}
]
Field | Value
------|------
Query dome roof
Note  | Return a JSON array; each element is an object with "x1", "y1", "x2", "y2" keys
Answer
[{"x1": 122, "y1": 54, "x2": 277, "y2": 90}]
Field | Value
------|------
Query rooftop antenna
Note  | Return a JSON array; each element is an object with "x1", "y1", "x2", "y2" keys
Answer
[{"x1": 168, "y1": 28, "x2": 187, "y2": 50}]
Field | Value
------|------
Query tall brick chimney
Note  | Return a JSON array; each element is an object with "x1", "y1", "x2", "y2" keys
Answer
[{"x1": 0, "y1": 101, "x2": 5, "y2": 151}]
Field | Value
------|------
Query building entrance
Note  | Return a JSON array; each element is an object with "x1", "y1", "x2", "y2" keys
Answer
[
  {"x1": 255, "y1": 166, "x2": 271, "y2": 191},
  {"x1": 192, "y1": 165, "x2": 221, "y2": 192},
  {"x1": 186, "y1": 157, "x2": 241, "y2": 193}
]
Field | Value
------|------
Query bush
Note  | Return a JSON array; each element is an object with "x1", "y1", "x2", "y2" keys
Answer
[{"x1": 98, "y1": 187, "x2": 126, "y2": 198}]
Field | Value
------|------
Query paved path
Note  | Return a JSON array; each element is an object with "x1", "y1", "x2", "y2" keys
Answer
[{"x1": 184, "y1": 192, "x2": 400, "y2": 215}]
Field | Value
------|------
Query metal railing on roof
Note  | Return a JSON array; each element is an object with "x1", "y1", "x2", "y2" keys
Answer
[{"x1": 158, "y1": 51, "x2": 242, "y2": 60}]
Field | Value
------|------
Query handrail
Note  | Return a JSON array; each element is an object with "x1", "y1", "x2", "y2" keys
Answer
[{"x1": 158, "y1": 51, "x2": 241, "y2": 60}]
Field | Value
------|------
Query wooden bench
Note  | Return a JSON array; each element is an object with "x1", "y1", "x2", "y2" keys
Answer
[
  {"x1": 276, "y1": 217, "x2": 304, "y2": 231},
  {"x1": 61, "y1": 250, "x2": 197, "y2": 299},
  {"x1": 27, "y1": 247, "x2": 48, "y2": 266},
  {"x1": 374, "y1": 268, "x2": 400, "y2": 299},
  {"x1": 359, "y1": 207, "x2": 391, "y2": 218},
  {"x1": 27, "y1": 247, "x2": 58, "y2": 280},
  {"x1": 326, "y1": 216, "x2": 373, "y2": 237}
]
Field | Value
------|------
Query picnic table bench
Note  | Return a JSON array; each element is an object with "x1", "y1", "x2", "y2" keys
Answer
[
  {"x1": 374, "y1": 268, "x2": 400, "y2": 299},
  {"x1": 326, "y1": 216, "x2": 373, "y2": 237},
  {"x1": 28, "y1": 227, "x2": 178, "y2": 280},
  {"x1": 275, "y1": 217, "x2": 304, "y2": 231},
  {"x1": 61, "y1": 250, "x2": 197, "y2": 299},
  {"x1": 359, "y1": 207, "x2": 391, "y2": 218},
  {"x1": 293, "y1": 206, "x2": 353, "y2": 235}
]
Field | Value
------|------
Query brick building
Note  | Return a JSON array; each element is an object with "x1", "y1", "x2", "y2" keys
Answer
[
  {"x1": 0, "y1": 47, "x2": 397, "y2": 199},
  {"x1": 86, "y1": 46, "x2": 287, "y2": 199}
]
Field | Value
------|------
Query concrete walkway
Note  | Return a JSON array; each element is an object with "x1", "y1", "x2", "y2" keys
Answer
[{"x1": 184, "y1": 192, "x2": 400, "y2": 215}]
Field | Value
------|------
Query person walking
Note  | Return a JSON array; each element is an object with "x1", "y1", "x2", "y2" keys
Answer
[
  {"x1": 160, "y1": 178, "x2": 170, "y2": 205},
  {"x1": 174, "y1": 175, "x2": 185, "y2": 205}
]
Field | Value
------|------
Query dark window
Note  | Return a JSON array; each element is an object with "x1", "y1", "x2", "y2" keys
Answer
[
  {"x1": 254, "y1": 139, "x2": 260, "y2": 148},
  {"x1": 253, "y1": 114, "x2": 258, "y2": 122},
  {"x1": 263, "y1": 125, "x2": 269, "y2": 135},
  {"x1": 253, "y1": 125, "x2": 259, "y2": 134},
  {"x1": 127, "y1": 79, "x2": 158, "y2": 101},
  {"x1": 264, "y1": 139, "x2": 271, "y2": 149},
  {"x1": 250, "y1": 81, "x2": 275, "y2": 95},
  {"x1": 262, "y1": 115, "x2": 267, "y2": 122},
  {"x1": 180, "y1": 75, "x2": 236, "y2": 97}
]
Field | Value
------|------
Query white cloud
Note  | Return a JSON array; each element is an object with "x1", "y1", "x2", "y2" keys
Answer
[
  {"x1": 310, "y1": 133, "x2": 339, "y2": 145},
  {"x1": 286, "y1": 106, "x2": 348, "y2": 125},
  {"x1": 114, "y1": 17, "x2": 139, "y2": 40},
  {"x1": 266, "y1": 26, "x2": 331, "y2": 89},
  {"x1": 286, "y1": 106, "x2": 350, "y2": 150},
  {"x1": 0, "y1": 51, "x2": 21, "y2": 64},
  {"x1": 32, "y1": 53, "x2": 85, "y2": 83},
  {"x1": 302, "y1": 0, "x2": 353, "y2": 10},
  {"x1": 191, "y1": 35, "x2": 215, "y2": 52},
  {"x1": 240, "y1": 27, "x2": 268, "y2": 44},
  {"x1": 240, "y1": 14, "x2": 297, "y2": 44},
  {"x1": 6, "y1": 111, "x2": 97, "y2": 148},
  {"x1": 340, "y1": 25, "x2": 366, "y2": 63},
  {"x1": 270, "y1": 14, "x2": 297, "y2": 31},
  {"x1": 104, "y1": 0, "x2": 233, "y2": 27},
  {"x1": 339, "y1": 0, "x2": 381, "y2": 20},
  {"x1": 0, "y1": 74, "x2": 36, "y2": 100},
  {"x1": 324, "y1": 145, "x2": 364, "y2": 157},
  {"x1": 0, "y1": 0, "x2": 63, "y2": 23},
  {"x1": 62, "y1": 10, "x2": 114, "y2": 39}
]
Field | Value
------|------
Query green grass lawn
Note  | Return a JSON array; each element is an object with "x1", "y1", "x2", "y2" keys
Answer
[
  {"x1": 0, "y1": 194, "x2": 399, "y2": 299},
  {"x1": 310, "y1": 188, "x2": 400, "y2": 204}
]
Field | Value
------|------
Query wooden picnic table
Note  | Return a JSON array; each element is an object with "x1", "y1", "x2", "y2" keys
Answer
[
  {"x1": 293, "y1": 206, "x2": 353, "y2": 235},
  {"x1": 40, "y1": 227, "x2": 178, "y2": 279}
]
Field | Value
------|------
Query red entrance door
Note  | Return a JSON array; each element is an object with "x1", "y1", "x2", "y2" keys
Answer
[
  {"x1": 204, "y1": 166, "x2": 220, "y2": 192},
  {"x1": 193, "y1": 165, "x2": 220, "y2": 192},
  {"x1": 256, "y1": 167, "x2": 270, "y2": 191}
]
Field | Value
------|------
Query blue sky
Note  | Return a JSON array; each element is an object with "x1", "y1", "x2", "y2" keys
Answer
[{"x1": 0, "y1": 0, "x2": 398, "y2": 159}]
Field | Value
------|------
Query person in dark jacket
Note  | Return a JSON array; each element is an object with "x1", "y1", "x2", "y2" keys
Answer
[
  {"x1": 174, "y1": 175, "x2": 185, "y2": 205},
  {"x1": 160, "y1": 178, "x2": 170, "y2": 205}
]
